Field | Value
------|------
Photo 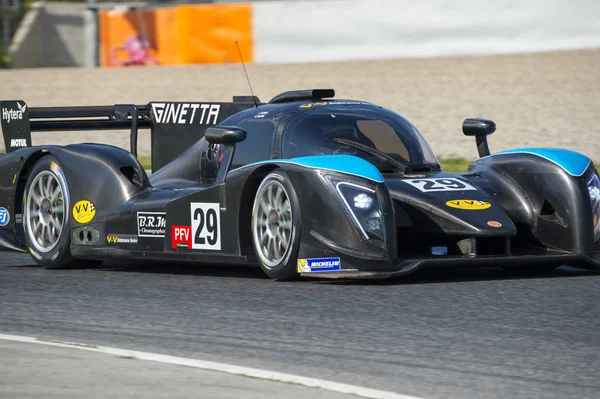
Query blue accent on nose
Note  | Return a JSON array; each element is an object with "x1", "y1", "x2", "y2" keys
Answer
[
  {"x1": 228, "y1": 155, "x2": 384, "y2": 183},
  {"x1": 287, "y1": 155, "x2": 384, "y2": 182},
  {"x1": 491, "y1": 148, "x2": 591, "y2": 177}
]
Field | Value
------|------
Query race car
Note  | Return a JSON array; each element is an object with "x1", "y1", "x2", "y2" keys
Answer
[{"x1": 1, "y1": 89, "x2": 599, "y2": 280}]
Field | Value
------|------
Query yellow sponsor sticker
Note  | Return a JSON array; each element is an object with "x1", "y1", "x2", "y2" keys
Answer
[
  {"x1": 446, "y1": 200, "x2": 491, "y2": 210},
  {"x1": 300, "y1": 102, "x2": 327, "y2": 109},
  {"x1": 73, "y1": 200, "x2": 96, "y2": 224}
]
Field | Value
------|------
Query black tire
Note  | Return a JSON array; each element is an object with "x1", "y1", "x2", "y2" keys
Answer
[
  {"x1": 22, "y1": 156, "x2": 94, "y2": 269},
  {"x1": 251, "y1": 170, "x2": 301, "y2": 280}
]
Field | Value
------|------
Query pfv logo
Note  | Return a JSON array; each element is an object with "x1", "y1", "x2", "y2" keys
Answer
[
  {"x1": 151, "y1": 103, "x2": 220, "y2": 125},
  {"x1": 2, "y1": 102, "x2": 26, "y2": 124}
]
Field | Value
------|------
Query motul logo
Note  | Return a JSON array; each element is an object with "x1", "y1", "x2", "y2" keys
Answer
[
  {"x1": 2, "y1": 102, "x2": 26, "y2": 124},
  {"x1": 151, "y1": 103, "x2": 220, "y2": 125},
  {"x1": 10, "y1": 138, "x2": 27, "y2": 148}
]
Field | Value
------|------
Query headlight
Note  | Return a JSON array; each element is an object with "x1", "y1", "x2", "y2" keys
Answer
[
  {"x1": 587, "y1": 172, "x2": 600, "y2": 239},
  {"x1": 335, "y1": 181, "x2": 384, "y2": 242},
  {"x1": 353, "y1": 193, "x2": 374, "y2": 209}
]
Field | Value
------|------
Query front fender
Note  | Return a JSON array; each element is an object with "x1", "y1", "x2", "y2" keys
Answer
[
  {"x1": 226, "y1": 155, "x2": 395, "y2": 267},
  {"x1": 280, "y1": 163, "x2": 396, "y2": 265},
  {"x1": 471, "y1": 148, "x2": 597, "y2": 254}
]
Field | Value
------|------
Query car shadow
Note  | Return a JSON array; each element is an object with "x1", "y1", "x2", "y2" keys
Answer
[
  {"x1": 4, "y1": 253, "x2": 599, "y2": 284},
  {"x1": 312, "y1": 266, "x2": 600, "y2": 286},
  {"x1": 96, "y1": 261, "x2": 271, "y2": 280}
]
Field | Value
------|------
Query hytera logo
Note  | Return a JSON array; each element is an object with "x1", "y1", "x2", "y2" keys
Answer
[
  {"x1": 151, "y1": 103, "x2": 221, "y2": 125},
  {"x1": 1, "y1": 102, "x2": 26, "y2": 124},
  {"x1": 10, "y1": 138, "x2": 27, "y2": 148}
]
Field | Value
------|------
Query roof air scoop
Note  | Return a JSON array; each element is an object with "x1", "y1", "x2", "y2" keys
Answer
[{"x1": 268, "y1": 89, "x2": 335, "y2": 104}]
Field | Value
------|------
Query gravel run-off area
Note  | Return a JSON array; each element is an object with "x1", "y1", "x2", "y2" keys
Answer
[{"x1": 1, "y1": 48, "x2": 598, "y2": 161}]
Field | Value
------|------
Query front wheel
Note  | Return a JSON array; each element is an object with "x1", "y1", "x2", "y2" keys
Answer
[{"x1": 251, "y1": 170, "x2": 301, "y2": 280}]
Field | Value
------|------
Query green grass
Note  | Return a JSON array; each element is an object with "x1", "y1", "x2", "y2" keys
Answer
[
  {"x1": 439, "y1": 158, "x2": 472, "y2": 172},
  {"x1": 139, "y1": 156, "x2": 152, "y2": 170},
  {"x1": 138, "y1": 156, "x2": 473, "y2": 173}
]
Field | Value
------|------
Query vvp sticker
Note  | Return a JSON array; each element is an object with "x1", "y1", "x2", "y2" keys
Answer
[
  {"x1": 73, "y1": 200, "x2": 96, "y2": 224},
  {"x1": 446, "y1": 200, "x2": 491, "y2": 210},
  {"x1": 297, "y1": 257, "x2": 341, "y2": 273}
]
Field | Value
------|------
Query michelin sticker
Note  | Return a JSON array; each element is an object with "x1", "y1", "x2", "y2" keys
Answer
[
  {"x1": 0, "y1": 207, "x2": 10, "y2": 226},
  {"x1": 297, "y1": 257, "x2": 341, "y2": 273}
]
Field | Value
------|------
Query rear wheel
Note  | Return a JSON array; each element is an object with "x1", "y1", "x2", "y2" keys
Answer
[
  {"x1": 23, "y1": 156, "x2": 93, "y2": 269},
  {"x1": 251, "y1": 170, "x2": 301, "y2": 280}
]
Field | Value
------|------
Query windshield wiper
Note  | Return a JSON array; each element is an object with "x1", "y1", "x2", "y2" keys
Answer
[{"x1": 333, "y1": 138, "x2": 407, "y2": 173}]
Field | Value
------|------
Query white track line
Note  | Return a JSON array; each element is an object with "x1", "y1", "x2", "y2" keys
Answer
[{"x1": 0, "y1": 333, "x2": 423, "y2": 399}]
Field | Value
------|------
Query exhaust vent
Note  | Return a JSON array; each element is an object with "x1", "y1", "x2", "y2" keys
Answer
[{"x1": 72, "y1": 227, "x2": 100, "y2": 246}]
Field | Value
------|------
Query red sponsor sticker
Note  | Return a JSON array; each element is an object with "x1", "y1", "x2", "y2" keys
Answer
[
  {"x1": 172, "y1": 225, "x2": 192, "y2": 248},
  {"x1": 487, "y1": 221, "x2": 502, "y2": 228}
]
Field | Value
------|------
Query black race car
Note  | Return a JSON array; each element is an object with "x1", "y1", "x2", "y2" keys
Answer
[{"x1": 1, "y1": 89, "x2": 600, "y2": 279}]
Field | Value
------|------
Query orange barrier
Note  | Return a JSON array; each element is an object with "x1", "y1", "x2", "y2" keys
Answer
[{"x1": 98, "y1": 3, "x2": 253, "y2": 67}]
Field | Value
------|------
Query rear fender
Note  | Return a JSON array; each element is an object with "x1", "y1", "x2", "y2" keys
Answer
[
  {"x1": 49, "y1": 144, "x2": 150, "y2": 224},
  {"x1": 2, "y1": 144, "x2": 148, "y2": 235}
]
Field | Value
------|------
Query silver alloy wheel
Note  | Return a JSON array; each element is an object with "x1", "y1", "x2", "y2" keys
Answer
[
  {"x1": 26, "y1": 171, "x2": 65, "y2": 253},
  {"x1": 252, "y1": 178, "x2": 293, "y2": 268}
]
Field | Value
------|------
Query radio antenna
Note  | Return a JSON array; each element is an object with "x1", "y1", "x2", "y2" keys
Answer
[{"x1": 235, "y1": 41, "x2": 259, "y2": 108}]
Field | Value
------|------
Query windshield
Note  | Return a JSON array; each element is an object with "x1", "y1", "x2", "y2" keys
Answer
[{"x1": 283, "y1": 107, "x2": 439, "y2": 170}]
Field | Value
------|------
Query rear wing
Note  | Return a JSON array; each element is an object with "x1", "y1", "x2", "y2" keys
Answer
[{"x1": 0, "y1": 97, "x2": 259, "y2": 171}]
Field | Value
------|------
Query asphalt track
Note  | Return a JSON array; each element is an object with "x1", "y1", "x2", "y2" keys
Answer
[{"x1": 2, "y1": 252, "x2": 600, "y2": 399}]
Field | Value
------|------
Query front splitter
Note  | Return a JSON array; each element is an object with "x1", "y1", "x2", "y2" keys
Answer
[{"x1": 300, "y1": 252, "x2": 600, "y2": 279}]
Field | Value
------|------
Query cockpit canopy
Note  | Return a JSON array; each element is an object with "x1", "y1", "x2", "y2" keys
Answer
[{"x1": 283, "y1": 106, "x2": 440, "y2": 172}]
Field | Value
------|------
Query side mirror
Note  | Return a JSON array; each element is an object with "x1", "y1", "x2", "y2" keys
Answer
[
  {"x1": 463, "y1": 118, "x2": 496, "y2": 136},
  {"x1": 462, "y1": 118, "x2": 496, "y2": 158},
  {"x1": 205, "y1": 126, "x2": 247, "y2": 145},
  {"x1": 204, "y1": 126, "x2": 247, "y2": 186}
]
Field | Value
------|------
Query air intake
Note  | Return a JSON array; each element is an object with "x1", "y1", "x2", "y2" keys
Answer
[{"x1": 268, "y1": 89, "x2": 335, "y2": 104}]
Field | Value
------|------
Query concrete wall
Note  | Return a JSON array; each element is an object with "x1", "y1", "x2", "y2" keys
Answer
[
  {"x1": 253, "y1": 0, "x2": 600, "y2": 63},
  {"x1": 9, "y1": 0, "x2": 600, "y2": 68},
  {"x1": 9, "y1": 2, "x2": 86, "y2": 68}
]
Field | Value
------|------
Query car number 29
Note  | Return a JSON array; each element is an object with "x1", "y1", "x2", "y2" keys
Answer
[
  {"x1": 191, "y1": 202, "x2": 221, "y2": 250},
  {"x1": 402, "y1": 178, "x2": 477, "y2": 192}
]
